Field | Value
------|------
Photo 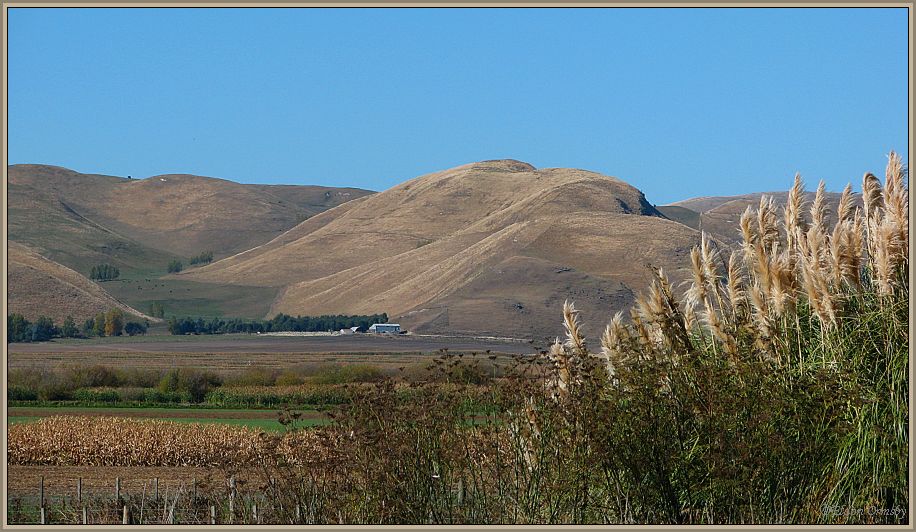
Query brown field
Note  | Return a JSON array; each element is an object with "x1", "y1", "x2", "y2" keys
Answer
[{"x1": 7, "y1": 335, "x2": 537, "y2": 373}]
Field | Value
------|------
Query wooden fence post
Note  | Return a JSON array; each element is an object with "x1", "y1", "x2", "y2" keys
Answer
[
  {"x1": 39, "y1": 507, "x2": 46, "y2": 525},
  {"x1": 123, "y1": 505, "x2": 129, "y2": 525},
  {"x1": 39, "y1": 476, "x2": 44, "y2": 508},
  {"x1": 210, "y1": 505, "x2": 216, "y2": 524},
  {"x1": 82, "y1": 507, "x2": 88, "y2": 524},
  {"x1": 228, "y1": 476, "x2": 235, "y2": 524},
  {"x1": 252, "y1": 503, "x2": 258, "y2": 524},
  {"x1": 115, "y1": 477, "x2": 121, "y2": 501},
  {"x1": 295, "y1": 504, "x2": 301, "y2": 522}
]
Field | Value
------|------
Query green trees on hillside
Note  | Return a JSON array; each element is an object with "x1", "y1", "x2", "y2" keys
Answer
[
  {"x1": 89, "y1": 264, "x2": 120, "y2": 281},
  {"x1": 189, "y1": 251, "x2": 214, "y2": 265},
  {"x1": 167, "y1": 260, "x2": 184, "y2": 273},
  {"x1": 149, "y1": 302, "x2": 165, "y2": 319}
]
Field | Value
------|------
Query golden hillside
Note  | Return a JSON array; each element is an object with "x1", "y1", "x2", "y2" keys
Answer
[
  {"x1": 8, "y1": 164, "x2": 373, "y2": 273},
  {"x1": 181, "y1": 160, "x2": 701, "y2": 338}
]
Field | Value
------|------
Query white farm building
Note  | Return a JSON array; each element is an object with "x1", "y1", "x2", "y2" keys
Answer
[{"x1": 368, "y1": 323, "x2": 401, "y2": 334}]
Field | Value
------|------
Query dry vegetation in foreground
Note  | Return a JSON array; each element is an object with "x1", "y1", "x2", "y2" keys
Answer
[{"x1": 7, "y1": 154, "x2": 908, "y2": 525}]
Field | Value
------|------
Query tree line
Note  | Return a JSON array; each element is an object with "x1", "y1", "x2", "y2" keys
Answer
[
  {"x1": 7, "y1": 309, "x2": 149, "y2": 343},
  {"x1": 167, "y1": 313, "x2": 389, "y2": 335},
  {"x1": 89, "y1": 263, "x2": 120, "y2": 281}
]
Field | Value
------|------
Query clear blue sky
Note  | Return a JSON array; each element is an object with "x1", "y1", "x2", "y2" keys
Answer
[{"x1": 7, "y1": 7, "x2": 909, "y2": 204}]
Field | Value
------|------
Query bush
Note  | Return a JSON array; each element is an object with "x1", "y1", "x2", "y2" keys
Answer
[
  {"x1": 73, "y1": 388, "x2": 121, "y2": 403},
  {"x1": 124, "y1": 321, "x2": 148, "y2": 336},
  {"x1": 158, "y1": 368, "x2": 222, "y2": 403},
  {"x1": 275, "y1": 371, "x2": 305, "y2": 386},
  {"x1": 310, "y1": 364, "x2": 385, "y2": 385},
  {"x1": 63, "y1": 364, "x2": 121, "y2": 389},
  {"x1": 167, "y1": 260, "x2": 184, "y2": 273},
  {"x1": 8, "y1": 385, "x2": 38, "y2": 401},
  {"x1": 224, "y1": 367, "x2": 278, "y2": 387}
]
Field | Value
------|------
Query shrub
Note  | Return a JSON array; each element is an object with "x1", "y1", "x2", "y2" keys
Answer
[
  {"x1": 8, "y1": 385, "x2": 38, "y2": 401},
  {"x1": 310, "y1": 364, "x2": 385, "y2": 385},
  {"x1": 158, "y1": 368, "x2": 222, "y2": 402},
  {"x1": 224, "y1": 367, "x2": 278, "y2": 387},
  {"x1": 167, "y1": 260, "x2": 184, "y2": 273},
  {"x1": 124, "y1": 321, "x2": 148, "y2": 336},
  {"x1": 73, "y1": 388, "x2": 121, "y2": 403}
]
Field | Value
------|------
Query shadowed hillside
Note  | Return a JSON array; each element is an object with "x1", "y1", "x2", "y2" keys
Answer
[
  {"x1": 182, "y1": 160, "x2": 702, "y2": 339},
  {"x1": 7, "y1": 242, "x2": 155, "y2": 323}
]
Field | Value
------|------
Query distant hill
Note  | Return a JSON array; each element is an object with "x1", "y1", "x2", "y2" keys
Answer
[
  {"x1": 7, "y1": 241, "x2": 155, "y2": 323},
  {"x1": 181, "y1": 160, "x2": 701, "y2": 340},
  {"x1": 7, "y1": 164, "x2": 372, "y2": 319},
  {"x1": 8, "y1": 164, "x2": 373, "y2": 273},
  {"x1": 663, "y1": 190, "x2": 855, "y2": 243}
]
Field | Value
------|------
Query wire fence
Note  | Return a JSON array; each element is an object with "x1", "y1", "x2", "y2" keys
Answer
[{"x1": 7, "y1": 475, "x2": 303, "y2": 525}]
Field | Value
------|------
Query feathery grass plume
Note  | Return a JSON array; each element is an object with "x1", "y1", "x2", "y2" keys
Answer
[
  {"x1": 847, "y1": 210, "x2": 865, "y2": 292},
  {"x1": 756, "y1": 196, "x2": 780, "y2": 252},
  {"x1": 809, "y1": 180, "x2": 829, "y2": 236},
  {"x1": 828, "y1": 219, "x2": 860, "y2": 290},
  {"x1": 600, "y1": 313, "x2": 627, "y2": 378},
  {"x1": 861, "y1": 172, "x2": 884, "y2": 259},
  {"x1": 547, "y1": 336, "x2": 571, "y2": 401},
  {"x1": 837, "y1": 183, "x2": 856, "y2": 224},
  {"x1": 798, "y1": 229, "x2": 837, "y2": 326},
  {"x1": 871, "y1": 217, "x2": 904, "y2": 297},
  {"x1": 883, "y1": 150, "x2": 909, "y2": 260},
  {"x1": 687, "y1": 246, "x2": 709, "y2": 310},
  {"x1": 768, "y1": 248, "x2": 797, "y2": 315},
  {"x1": 784, "y1": 173, "x2": 807, "y2": 252},
  {"x1": 630, "y1": 308, "x2": 653, "y2": 355},
  {"x1": 748, "y1": 280, "x2": 777, "y2": 359},
  {"x1": 647, "y1": 267, "x2": 692, "y2": 354},
  {"x1": 562, "y1": 300, "x2": 587, "y2": 358},
  {"x1": 725, "y1": 252, "x2": 747, "y2": 320}
]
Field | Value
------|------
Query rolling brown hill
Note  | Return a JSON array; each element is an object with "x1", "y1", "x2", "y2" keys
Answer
[
  {"x1": 180, "y1": 160, "x2": 702, "y2": 340},
  {"x1": 663, "y1": 190, "x2": 854, "y2": 243},
  {"x1": 8, "y1": 164, "x2": 373, "y2": 273},
  {"x1": 7, "y1": 241, "x2": 155, "y2": 323},
  {"x1": 8, "y1": 164, "x2": 372, "y2": 319}
]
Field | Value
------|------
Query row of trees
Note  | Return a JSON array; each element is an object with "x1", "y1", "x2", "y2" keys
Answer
[
  {"x1": 189, "y1": 250, "x2": 214, "y2": 265},
  {"x1": 167, "y1": 313, "x2": 389, "y2": 335},
  {"x1": 7, "y1": 310, "x2": 149, "y2": 343},
  {"x1": 89, "y1": 263, "x2": 120, "y2": 281}
]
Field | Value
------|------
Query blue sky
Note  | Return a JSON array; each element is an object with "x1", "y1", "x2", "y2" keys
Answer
[{"x1": 7, "y1": 7, "x2": 909, "y2": 204}]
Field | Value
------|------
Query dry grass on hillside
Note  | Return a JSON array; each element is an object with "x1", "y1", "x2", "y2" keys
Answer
[
  {"x1": 7, "y1": 242, "x2": 154, "y2": 323},
  {"x1": 181, "y1": 159, "x2": 698, "y2": 337}
]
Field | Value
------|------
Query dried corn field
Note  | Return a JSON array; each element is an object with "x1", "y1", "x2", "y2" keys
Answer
[{"x1": 7, "y1": 416, "x2": 341, "y2": 468}]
